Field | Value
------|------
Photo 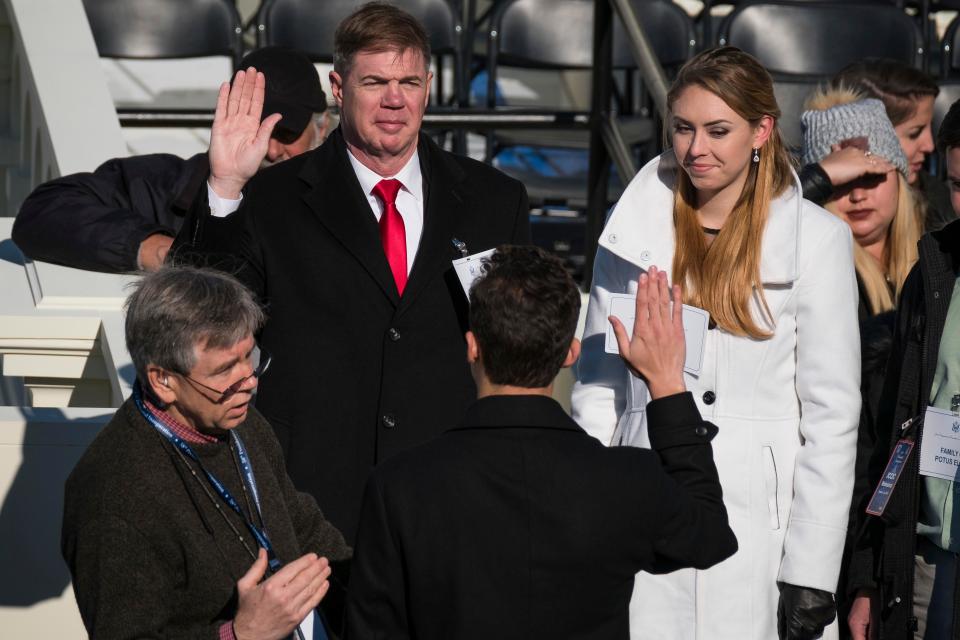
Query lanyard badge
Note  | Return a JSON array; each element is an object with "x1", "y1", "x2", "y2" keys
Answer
[
  {"x1": 132, "y1": 385, "x2": 280, "y2": 570},
  {"x1": 865, "y1": 438, "x2": 915, "y2": 516},
  {"x1": 865, "y1": 415, "x2": 922, "y2": 517}
]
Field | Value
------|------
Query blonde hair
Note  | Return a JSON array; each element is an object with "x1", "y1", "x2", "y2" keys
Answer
[
  {"x1": 826, "y1": 173, "x2": 921, "y2": 314},
  {"x1": 667, "y1": 47, "x2": 795, "y2": 339},
  {"x1": 808, "y1": 85, "x2": 922, "y2": 314}
]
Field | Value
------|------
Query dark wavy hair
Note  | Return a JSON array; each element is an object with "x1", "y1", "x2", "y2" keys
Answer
[
  {"x1": 831, "y1": 58, "x2": 938, "y2": 126},
  {"x1": 469, "y1": 245, "x2": 580, "y2": 388}
]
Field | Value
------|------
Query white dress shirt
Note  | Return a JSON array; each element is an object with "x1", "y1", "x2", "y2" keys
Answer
[{"x1": 206, "y1": 149, "x2": 424, "y2": 275}]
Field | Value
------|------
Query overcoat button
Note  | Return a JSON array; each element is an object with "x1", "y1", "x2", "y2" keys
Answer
[
  {"x1": 388, "y1": 327, "x2": 401, "y2": 341},
  {"x1": 702, "y1": 391, "x2": 716, "y2": 405},
  {"x1": 608, "y1": 233, "x2": 618, "y2": 244},
  {"x1": 695, "y1": 426, "x2": 709, "y2": 437},
  {"x1": 382, "y1": 414, "x2": 397, "y2": 429},
  {"x1": 640, "y1": 250, "x2": 651, "y2": 262}
]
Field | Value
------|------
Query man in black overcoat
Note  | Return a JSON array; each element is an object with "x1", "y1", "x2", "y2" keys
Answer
[
  {"x1": 345, "y1": 247, "x2": 737, "y2": 639},
  {"x1": 171, "y1": 2, "x2": 530, "y2": 541}
]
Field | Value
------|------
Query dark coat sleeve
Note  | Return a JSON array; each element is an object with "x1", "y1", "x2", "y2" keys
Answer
[
  {"x1": 12, "y1": 153, "x2": 208, "y2": 273},
  {"x1": 343, "y1": 474, "x2": 411, "y2": 640},
  {"x1": 799, "y1": 163, "x2": 834, "y2": 206},
  {"x1": 168, "y1": 176, "x2": 267, "y2": 301},
  {"x1": 844, "y1": 265, "x2": 922, "y2": 595},
  {"x1": 644, "y1": 392, "x2": 738, "y2": 573}
]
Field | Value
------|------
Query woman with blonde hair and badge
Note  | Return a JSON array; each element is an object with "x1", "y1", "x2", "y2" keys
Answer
[{"x1": 572, "y1": 47, "x2": 861, "y2": 640}]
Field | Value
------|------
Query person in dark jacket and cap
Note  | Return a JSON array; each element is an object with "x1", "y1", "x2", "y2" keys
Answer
[{"x1": 12, "y1": 46, "x2": 328, "y2": 273}]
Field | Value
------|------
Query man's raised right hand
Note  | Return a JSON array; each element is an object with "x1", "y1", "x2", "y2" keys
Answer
[
  {"x1": 208, "y1": 67, "x2": 283, "y2": 200},
  {"x1": 608, "y1": 266, "x2": 686, "y2": 400},
  {"x1": 233, "y1": 548, "x2": 331, "y2": 640}
]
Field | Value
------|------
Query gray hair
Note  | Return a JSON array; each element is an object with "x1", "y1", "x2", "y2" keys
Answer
[{"x1": 124, "y1": 266, "x2": 265, "y2": 383}]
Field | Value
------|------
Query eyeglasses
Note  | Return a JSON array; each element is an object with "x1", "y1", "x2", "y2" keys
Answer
[{"x1": 181, "y1": 350, "x2": 272, "y2": 404}]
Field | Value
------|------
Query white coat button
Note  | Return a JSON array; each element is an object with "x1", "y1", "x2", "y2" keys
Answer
[
  {"x1": 640, "y1": 250, "x2": 651, "y2": 262},
  {"x1": 608, "y1": 233, "x2": 618, "y2": 244}
]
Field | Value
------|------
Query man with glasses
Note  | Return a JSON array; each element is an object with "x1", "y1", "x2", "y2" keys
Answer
[
  {"x1": 13, "y1": 46, "x2": 328, "y2": 273},
  {"x1": 62, "y1": 265, "x2": 350, "y2": 640}
]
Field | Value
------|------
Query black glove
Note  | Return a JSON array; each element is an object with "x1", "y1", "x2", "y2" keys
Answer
[{"x1": 777, "y1": 583, "x2": 836, "y2": 640}]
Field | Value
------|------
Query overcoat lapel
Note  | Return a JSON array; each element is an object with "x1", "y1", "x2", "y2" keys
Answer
[
  {"x1": 397, "y1": 136, "x2": 466, "y2": 316},
  {"x1": 299, "y1": 129, "x2": 401, "y2": 305}
]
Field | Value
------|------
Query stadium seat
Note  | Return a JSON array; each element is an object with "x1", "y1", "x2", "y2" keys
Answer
[
  {"x1": 481, "y1": 0, "x2": 696, "y2": 208},
  {"x1": 255, "y1": 0, "x2": 464, "y2": 105},
  {"x1": 718, "y1": 0, "x2": 923, "y2": 149},
  {"x1": 82, "y1": 0, "x2": 245, "y2": 155},
  {"x1": 940, "y1": 12, "x2": 960, "y2": 78},
  {"x1": 83, "y1": 0, "x2": 243, "y2": 66}
]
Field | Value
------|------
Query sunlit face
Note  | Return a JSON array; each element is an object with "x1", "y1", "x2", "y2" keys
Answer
[
  {"x1": 169, "y1": 335, "x2": 259, "y2": 434},
  {"x1": 945, "y1": 146, "x2": 960, "y2": 217},
  {"x1": 670, "y1": 85, "x2": 767, "y2": 204},
  {"x1": 894, "y1": 95, "x2": 935, "y2": 184},
  {"x1": 827, "y1": 171, "x2": 900, "y2": 249},
  {"x1": 330, "y1": 48, "x2": 431, "y2": 171}
]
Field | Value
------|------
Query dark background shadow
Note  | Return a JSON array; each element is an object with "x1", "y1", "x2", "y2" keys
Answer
[{"x1": 0, "y1": 407, "x2": 107, "y2": 605}]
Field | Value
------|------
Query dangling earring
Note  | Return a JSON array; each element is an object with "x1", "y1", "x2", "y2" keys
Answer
[{"x1": 752, "y1": 147, "x2": 760, "y2": 163}]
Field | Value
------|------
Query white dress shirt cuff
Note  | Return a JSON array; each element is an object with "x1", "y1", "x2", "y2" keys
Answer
[{"x1": 206, "y1": 182, "x2": 243, "y2": 218}]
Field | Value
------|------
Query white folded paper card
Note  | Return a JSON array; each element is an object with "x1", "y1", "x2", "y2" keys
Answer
[
  {"x1": 452, "y1": 248, "x2": 497, "y2": 299},
  {"x1": 918, "y1": 406, "x2": 960, "y2": 482},
  {"x1": 604, "y1": 292, "x2": 710, "y2": 375}
]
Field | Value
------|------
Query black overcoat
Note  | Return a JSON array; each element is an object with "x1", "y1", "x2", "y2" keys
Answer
[
  {"x1": 346, "y1": 393, "x2": 738, "y2": 639},
  {"x1": 172, "y1": 128, "x2": 530, "y2": 540},
  {"x1": 847, "y1": 219, "x2": 960, "y2": 638}
]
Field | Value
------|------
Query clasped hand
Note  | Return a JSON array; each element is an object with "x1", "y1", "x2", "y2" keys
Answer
[
  {"x1": 233, "y1": 548, "x2": 332, "y2": 640},
  {"x1": 608, "y1": 266, "x2": 686, "y2": 400}
]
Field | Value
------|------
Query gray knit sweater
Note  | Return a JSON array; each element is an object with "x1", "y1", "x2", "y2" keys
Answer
[{"x1": 62, "y1": 398, "x2": 351, "y2": 639}]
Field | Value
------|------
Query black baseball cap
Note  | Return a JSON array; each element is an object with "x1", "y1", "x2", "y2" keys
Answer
[{"x1": 238, "y1": 47, "x2": 327, "y2": 141}]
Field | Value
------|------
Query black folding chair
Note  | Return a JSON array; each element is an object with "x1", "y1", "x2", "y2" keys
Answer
[
  {"x1": 255, "y1": 0, "x2": 464, "y2": 106},
  {"x1": 482, "y1": 0, "x2": 696, "y2": 208},
  {"x1": 718, "y1": 0, "x2": 923, "y2": 148},
  {"x1": 82, "y1": 0, "x2": 243, "y2": 68}
]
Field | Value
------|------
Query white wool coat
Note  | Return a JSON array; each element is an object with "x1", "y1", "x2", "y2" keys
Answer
[{"x1": 571, "y1": 153, "x2": 862, "y2": 640}]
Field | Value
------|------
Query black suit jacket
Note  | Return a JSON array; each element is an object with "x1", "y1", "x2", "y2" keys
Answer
[
  {"x1": 172, "y1": 129, "x2": 530, "y2": 540},
  {"x1": 346, "y1": 393, "x2": 737, "y2": 640}
]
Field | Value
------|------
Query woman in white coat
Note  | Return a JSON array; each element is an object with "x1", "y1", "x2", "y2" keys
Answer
[{"x1": 572, "y1": 47, "x2": 862, "y2": 640}]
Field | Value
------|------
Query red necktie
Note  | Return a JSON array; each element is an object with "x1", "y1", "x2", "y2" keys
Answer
[{"x1": 372, "y1": 179, "x2": 407, "y2": 295}]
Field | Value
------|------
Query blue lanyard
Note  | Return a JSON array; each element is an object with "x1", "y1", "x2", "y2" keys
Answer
[{"x1": 133, "y1": 385, "x2": 280, "y2": 571}]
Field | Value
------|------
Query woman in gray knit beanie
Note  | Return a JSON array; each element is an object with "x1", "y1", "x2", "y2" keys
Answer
[{"x1": 801, "y1": 87, "x2": 922, "y2": 320}]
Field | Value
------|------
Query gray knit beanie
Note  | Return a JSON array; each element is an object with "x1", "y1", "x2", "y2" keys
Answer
[{"x1": 801, "y1": 98, "x2": 908, "y2": 177}]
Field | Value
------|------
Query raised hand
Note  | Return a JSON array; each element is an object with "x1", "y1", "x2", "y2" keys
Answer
[
  {"x1": 233, "y1": 548, "x2": 331, "y2": 640},
  {"x1": 819, "y1": 144, "x2": 896, "y2": 188},
  {"x1": 608, "y1": 266, "x2": 686, "y2": 400},
  {"x1": 208, "y1": 67, "x2": 284, "y2": 200}
]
